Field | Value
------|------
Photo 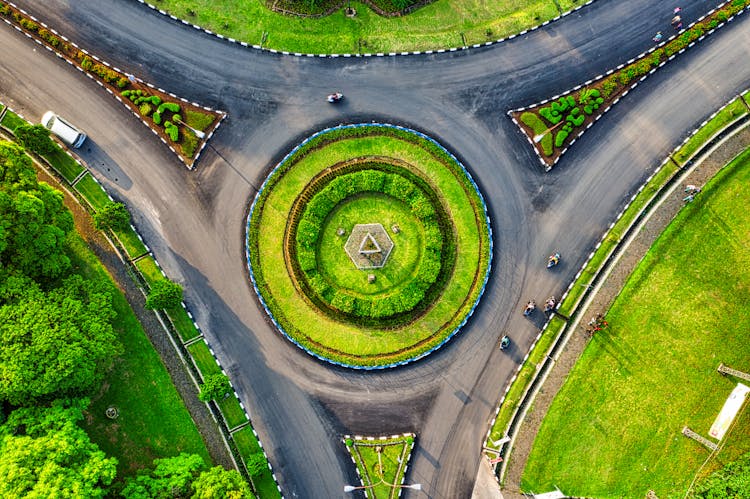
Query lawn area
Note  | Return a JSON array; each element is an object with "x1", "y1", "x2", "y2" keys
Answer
[
  {"x1": 188, "y1": 340, "x2": 222, "y2": 377},
  {"x1": 113, "y1": 226, "x2": 149, "y2": 258},
  {"x1": 67, "y1": 234, "x2": 211, "y2": 477},
  {"x1": 0, "y1": 109, "x2": 26, "y2": 131},
  {"x1": 347, "y1": 436, "x2": 414, "y2": 499},
  {"x1": 521, "y1": 148, "x2": 750, "y2": 497},
  {"x1": 74, "y1": 172, "x2": 112, "y2": 211},
  {"x1": 233, "y1": 426, "x2": 281, "y2": 499},
  {"x1": 166, "y1": 304, "x2": 203, "y2": 342},
  {"x1": 40, "y1": 144, "x2": 85, "y2": 182},
  {"x1": 318, "y1": 193, "x2": 424, "y2": 296},
  {"x1": 135, "y1": 256, "x2": 166, "y2": 288},
  {"x1": 150, "y1": 0, "x2": 575, "y2": 54}
]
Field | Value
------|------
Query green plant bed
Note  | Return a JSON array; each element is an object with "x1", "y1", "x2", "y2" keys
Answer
[
  {"x1": 345, "y1": 434, "x2": 415, "y2": 499},
  {"x1": 166, "y1": 305, "x2": 202, "y2": 342},
  {"x1": 511, "y1": 0, "x2": 750, "y2": 167},
  {"x1": 75, "y1": 173, "x2": 111, "y2": 211},
  {"x1": 521, "y1": 147, "x2": 750, "y2": 497},
  {"x1": 147, "y1": 0, "x2": 575, "y2": 55},
  {"x1": 0, "y1": 109, "x2": 26, "y2": 132},
  {"x1": 233, "y1": 426, "x2": 280, "y2": 499},
  {"x1": 188, "y1": 340, "x2": 223, "y2": 377},
  {"x1": 135, "y1": 256, "x2": 165, "y2": 288},
  {"x1": 41, "y1": 144, "x2": 85, "y2": 182},
  {"x1": 247, "y1": 126, "x2": 490, "y2": 368},
  {"x1": 113, "y1": 226, "x2": 149, "y2": 258},
  {"x1": 216, "y1": 395, "x2": 248, "y2": 429}
]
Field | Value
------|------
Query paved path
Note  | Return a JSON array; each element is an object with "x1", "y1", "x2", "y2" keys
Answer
[{"x1": 1, "y1": 1, "x2": 748, "y2": 497}]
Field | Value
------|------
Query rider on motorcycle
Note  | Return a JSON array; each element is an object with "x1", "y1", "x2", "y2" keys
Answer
[
  {"x1": 523, "y1": 300, "x2": 536, "y2": 316},
  {"x1": 548, "y1": 252, "x2": 560, "y2": 267}
]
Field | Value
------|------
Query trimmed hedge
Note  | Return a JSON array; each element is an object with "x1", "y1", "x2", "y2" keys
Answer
[{"x1": 292, "y1": 167, "x2": 446, "y2": 321}]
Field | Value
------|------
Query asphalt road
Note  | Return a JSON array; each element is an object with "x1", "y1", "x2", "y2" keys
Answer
[{"x1": 2, "y1": 0, "x2": 749, "y2": 497}]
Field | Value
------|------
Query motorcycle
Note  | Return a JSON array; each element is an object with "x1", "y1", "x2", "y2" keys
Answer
[
  {"x1": 326, "y1": 92, "x2": 344, "y2": 103},
  {"x1": 544, "y1": 296, "x2": 557, "y2": 313},
  {"x1": 547, "y1": 252, "x2": 561, "y2": 269},
  {"x1": 500, "y1": 335, "x2": 511, "y2": 350},
  {"x1": 523, "y1": 300, "x2": 536, "y2": 317}
]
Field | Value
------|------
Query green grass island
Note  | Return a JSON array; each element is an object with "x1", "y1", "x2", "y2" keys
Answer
[{"x1": 246, "y1": 125, "x2": 491, "y2": 368}]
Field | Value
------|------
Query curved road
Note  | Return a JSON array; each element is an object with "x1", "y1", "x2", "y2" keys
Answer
[{"x1": 2, "y1": 0, "x2": 749, "y2": 496}]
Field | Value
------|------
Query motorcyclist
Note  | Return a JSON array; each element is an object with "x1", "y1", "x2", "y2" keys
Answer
[
  {"x1": 523, "y1": 300, "x2": 536, "y2": 316},
  {"x1": 548, "y1": 252, "x2": 560, "y2": 267}
]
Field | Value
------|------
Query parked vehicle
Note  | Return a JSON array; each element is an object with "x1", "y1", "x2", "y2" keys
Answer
[{"x1": 41, "y1": 111, "x2": 87, "y2": 148}]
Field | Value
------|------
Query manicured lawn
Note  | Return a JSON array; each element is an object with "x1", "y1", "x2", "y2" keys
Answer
[
  {"x1": 41, "y1": 145, "x2": 85, "y2": 182},
  {"x1": 673, "y1": 97, "x2": 749, "y2": 165},
  {"x1": 135, "y1": 256, "x2": 166, "y2": 288},
  {"x1": 251, "y1": 131, "x2": 489, "y2": 366},
  {"x1": 318, "y1": 193, "x2": 423, "y2": 296},
  {"x1": 151, "y1": 0, "x2": 575, "y2": 54},
  {"x1": 233, "y1": 426, "x2": 281, "y2": 499},
  {"x1": 74, "y1": 172, "x2": 111, "y2": 211},
  {"x1": 521, "y1": 148, "x2": 750, "y2": 497},
  {"x1": 67, "y1": 234, "x2": 211, "y2": 477},
  {"x1": 0, "y1": 109, "x2": 26, "y2": 131},
  {"x1": 166, "y1": 304, "x2": 203, "y2": 342},
  {"x1": 188, "y1": 340, "x2": 222, "y2": 377},
  {"x1": 347, "y1": 436, "x2": 413, "y2": 499},
  {"x1": 113, "y1": 226, "x2": 149, "y2": 259},
  {"x1": 216, "y1": 395, "x2": 248, "y2": 430}
]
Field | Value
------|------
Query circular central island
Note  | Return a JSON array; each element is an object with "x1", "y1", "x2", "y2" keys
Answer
[{"x1": 246, "y1": 125, "x2": 491, "y2": 368}]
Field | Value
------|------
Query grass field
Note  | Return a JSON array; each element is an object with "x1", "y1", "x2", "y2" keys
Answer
[
  {"x1": 252, "y1": 133, "x2": 488, "y2": 365},
  {"x1": 233, "y1": 426, "x2": 281, "y2": 499},
  {"x1": 75, "y1": 172, "x2": 111, "y2": 211},
  {"x1": 67, "y1": 234, "x2": 211, "y2": 477},
  {"x1": 673, "y1": 97, "x2": 749, "y2": 165},
  {"x1": 318, "y1": 193, "x2": 423, "y2": 295},
  {"x1": 521, "y1": 148, "x2": 750, "y2": 497},
  {"x1": 150, "y1": 0, "x2": 575, "y2": 54}
]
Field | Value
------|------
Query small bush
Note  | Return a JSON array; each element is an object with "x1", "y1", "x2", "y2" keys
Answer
[
  {"x1": 152, "y1": 112, "x2": 162, "y2": 125},
  {"x1": 150, "y1": 96, "x2": 162, "y2": 106},
  {"x1": 81, "y1": 56, "x2": 93, "y2": 71},
  {"x1": 554, "y1": 129, "x2": 569, "y2": 147},
  {"x1": 139, "y1": 103, "x2": 153, "y2": 116}
]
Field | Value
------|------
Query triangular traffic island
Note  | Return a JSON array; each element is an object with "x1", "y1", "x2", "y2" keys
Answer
[{"x1": 343, "y1": 433, "x2": 417, "y2": 498}]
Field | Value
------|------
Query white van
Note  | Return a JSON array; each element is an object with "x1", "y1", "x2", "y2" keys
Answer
[{"x1": 41, "y1": 111, "x2": 87, "y2": 148}]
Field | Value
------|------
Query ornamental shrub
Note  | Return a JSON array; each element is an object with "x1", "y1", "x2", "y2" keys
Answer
[
  {"x1": 139, "y1": 103, "x2": 153, "y2": 116},
  {"x1": 555, "y1": 129, "x2": 569, "y2": 147},
  {"x1": 81, "y1": 56, "x2": 93, "y2": 71},
  {"x1": 116, "y1": 77, "x2": 128, "y2": 89},
  {"x1": 157, "y1": 102, "x2": 181, "y2": 114},
  {"x1": 166, "y1": 123, "x2": 179, "y2": 142},
  {"x1": 152, "y1": 112, "x2": 162, "y2": 125},
  {"x1": 601, "y1": 78, "x2": 618, "y2": 98},
  {"x1": 150, "y1": 96, "x2": 162, "y2": 106},
  {"x1": 539, "y1": 107, "x2": 562, "y2": 125},
  {"x1": 296, "y1": 219, "x2": 319, "y2": 250}
]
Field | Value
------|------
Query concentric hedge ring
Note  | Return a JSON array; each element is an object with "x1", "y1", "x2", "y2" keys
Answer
[{"x1": 246, "y1": 124, "x2": 492, "y2": 369}]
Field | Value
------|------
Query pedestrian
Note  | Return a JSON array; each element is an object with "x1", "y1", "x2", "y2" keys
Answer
[
  {"x1": 674, "y1": 7, "x2": 681, "y2": 14},
  {"x1": 685, "y1": 184, "x2": 697, "y2": 193},
  {"x1": 683, "y1": 194, "x2": 695, "y2": 203}
]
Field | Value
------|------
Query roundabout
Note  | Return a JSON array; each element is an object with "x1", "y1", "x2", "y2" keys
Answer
[{"x1": 246, "y1": 125, "x2": 492, "y2": 368}]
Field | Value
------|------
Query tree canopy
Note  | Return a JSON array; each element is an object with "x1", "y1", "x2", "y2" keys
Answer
[
  {"x1": 191, "y1": 466, "x2": 254, "y2": 499},
  {"x1": 0, "y1": 399, "x2": 118, "y2": 498},
  {"x1": 121, "y1": 452, "x2": 206, "y2": 498},
  {"x1": 0, "y1": 141, "x2": 73, "y2": 281},
  {"x1": 145, "y1": 279, "x2": 183, "y2": 310},
  {"x1": 14, "y1": 124, "x2": 57, "y2": 155},
  {"x1": 94, "y1": 201, "x2": 131, "y2": 232},
  {"x1": 0, "y1": 274, "x2": 121, "y2": 405},
  {"x1": 691, "y1": 451, "x2": 750, "y2": 498},
  {"x1": 198, "y1": 373, "x2": 232, "y2": 402}
]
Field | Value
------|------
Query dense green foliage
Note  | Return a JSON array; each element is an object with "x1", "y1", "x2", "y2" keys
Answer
[
  {"x1": 0, "y1": 399, "x2": 118, "y2": 498},
  {"x1": 691, "y1": 452, "x2": 750, "y2": 498},
  {"x1": 94, "y1": 201, "x2": 132, "y2": 231},
  {"x1": 0, "y1": 141, "x2": 73, "y2": 281},
  {"x1": 121, "y1": 453, "x2": 205, "y2": 498},
  {"x1": 191, "y1": 466, "x2": 254, "y2": 498},
  {"x1": 0, "y1": 274, "x2": 121, "y2": 405},
  {"x1": 145, "y1": 279, "x2": 184, "y2": 310},
  {"x1": 294, "y1": 168, "x2": 446, "y2": 320},
  {"x1": 198, "y1": 373, "x2": 232, "y2": 402},
  {"x1": 245, "y1": 452, "x2": 268, "y2": 478},
  {"x1": 14, "y1": 124, "x2": 56, "y2": 155}
]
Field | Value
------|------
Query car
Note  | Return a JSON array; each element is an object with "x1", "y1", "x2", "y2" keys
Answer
[{"x1": 41, "y1": 111, "x2": 87, "y2": 148}]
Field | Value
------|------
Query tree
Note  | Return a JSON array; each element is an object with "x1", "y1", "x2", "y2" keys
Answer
[
  {"x1": 121, "y1": 453, "x2": 205, "y2": 498},
  {"x1": 198, "y1": 373, "x2": 232, "y2": 402},
  {"x1": 94, "y1": 201, "x2": 131, "y2": 231},
  {"x1": 0, "y1": 274, "x2": 121, "y2": 405},
  {"x1": 145, "y1": 279, "x2": 183, "y2": 310},
  {"x1": 691, "y1": 451, "x2": 750, "y2": 498},
  {"x1": 245, "y1": 453, "x2": 268, "y2": 478},
  {"x1": 0, "y1": 141, "x2": 73, "y2": 281},
  {"x1": 14, "y1": 124, "x2": 56, "y2": 155},
  {"x1": 191, "y1": 466, "x2": 254, "y2": 499},
  {"x1": 0, "y1": 399, "x2": 118, "y2": 498}
]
